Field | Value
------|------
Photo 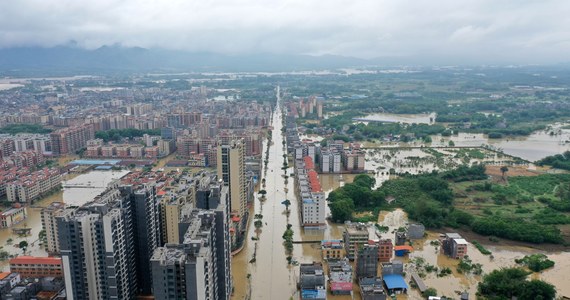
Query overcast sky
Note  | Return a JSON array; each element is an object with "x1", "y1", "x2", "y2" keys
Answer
[{"x1": 1, "y1": 0, "x2": 569, "y2": 63}]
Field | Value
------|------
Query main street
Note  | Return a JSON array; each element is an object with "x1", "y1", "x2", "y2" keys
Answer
[{"x1": 231, "y1": 86, "x2": 303, "y2": 299}]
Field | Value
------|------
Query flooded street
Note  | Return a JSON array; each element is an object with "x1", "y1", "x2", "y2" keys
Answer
[{"x1": 232, "y1": 88, "x2": 304, "y2": 299}]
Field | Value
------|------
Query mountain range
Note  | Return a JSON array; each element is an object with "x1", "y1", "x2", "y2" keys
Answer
[{"x1": 0, "y1": 45, "x2": 376, "y2": 74}]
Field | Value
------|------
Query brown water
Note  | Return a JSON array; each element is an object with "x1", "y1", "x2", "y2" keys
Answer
[
  {"x1": 364, "y1": 147, "x2": 524, "y2": 181},
  {"x1": 0, "y1": 170, "x2": 129, "y2": 271},
  {"x1": 377, "y1": 210, "x2": 570, "y2": 299},
  {"x1": 232, "y1": 88, "x2": 304, "y2": 299},
  {"x1": 362, "y1": 125, "x2": 570, "y2": 162},
  {"x1": 433, "y1": 130, "x2": 570, "y2": 162},
  {"x1": 0, "y1": 191, "x2": 62, "y2": 271},
  {"x1": 355, "y1": 112, "x2": 436, "y2": 125}
]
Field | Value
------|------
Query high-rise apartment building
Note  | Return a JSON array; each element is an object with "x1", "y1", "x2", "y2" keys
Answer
[
  {"x1": 57, "y1": 184, "x2": 160, "y2": 299},
  {"x1": 50, "y1": 124, "x2": 95, "y2": 156},
  {"x1": 40, "y1": 202, "x2": 65, "y2": 255},
  {"x1": 151, "y1": 210, "x2": 218, "y2": 300},
  {"x1": 57, "y1": 189, "x2": 136, "y2": 300},
  {"x1": 217, "y1": 140, "x2": 247, "y2": 220},
  {"x1": 194, "y1": 175, "x2": 231, "y2": 300},
  {"x1": 119, "y1": 184, "x2": 161, "y2": 295}
]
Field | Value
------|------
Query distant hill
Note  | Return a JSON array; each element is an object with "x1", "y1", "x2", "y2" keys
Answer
[{"x1": 0, "y1": 45, "x2": 373, "y2": 74}]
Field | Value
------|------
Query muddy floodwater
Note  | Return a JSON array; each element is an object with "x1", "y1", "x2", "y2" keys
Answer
[
  {"x1": 231, "y1": 90, "x2": 570, "y2": 299},
  {"x1": 355, "y1": 112, "x2": 437, "y2": 125},
  {"x1": 433, "y1": 129, "x2": 570, "y2": 162},
  {"x1": 377, "y1": 209, "x2": 570, "y2": 299},
  {"x1": 0, "y1": 170, "x2": 129, "y2": 271}
]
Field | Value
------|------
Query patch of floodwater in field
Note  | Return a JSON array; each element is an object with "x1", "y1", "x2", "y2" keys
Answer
[
  {"x1": 432, "y1": 129, "x2": 570, "y2": 162},
  {"x1": 377, "y1": 210, "x2": 570, "y2": 298},
  {"x1": 354, "y1": 112, "x2": 436, "y2": 125}
]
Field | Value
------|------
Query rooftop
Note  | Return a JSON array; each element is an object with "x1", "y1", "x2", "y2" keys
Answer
[
  {"x1": 383, "y1": 274, "x2": 408, "y2": 290},
  {"x1": 10, "y1": 256, "x2": 62, "y2": 265}
]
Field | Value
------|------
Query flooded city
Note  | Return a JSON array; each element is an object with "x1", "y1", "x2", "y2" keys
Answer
[{"x1": 229, "y1": 93, "x2": 570, "y2": 299}]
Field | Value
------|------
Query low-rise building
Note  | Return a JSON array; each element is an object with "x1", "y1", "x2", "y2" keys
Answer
[
  {"x1": 299, "y1": 262, "x2": 326, "y2": 300},
  {"x1": 328, "y1": 260, "x2": 353, "y2": 295},
  {"x1": 359, "y1": 277, "x2": 387, "y2": 300},
  {"x1": 9, "y1": 256, "x2": 63, "y2": 278},
  {"x1": 371, "y1": 239, "x2": 393, "y2": 263},
  {"x1": 408, "y1": 223, "x2": 425, "y2": 240},
  {"x1": 5, "y1": 168, "x2": 61, "y2": 203},
  {"x1": 441, "y1": 233, "x2": 468, "y2": 259},
  {"x1": 343, "y1": 222, "x2": 369, "y2": 260},
  {"x1": 0, "y1": 206, "x2": 27, "y2": 228},
  {"x1": 356, "y1": 244, "x2": 379, "y2": 278},
  {"x1": 321, "y1": 240, "x2": 345, "y2": 260}
]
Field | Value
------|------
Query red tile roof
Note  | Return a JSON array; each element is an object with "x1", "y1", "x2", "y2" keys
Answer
[
  {"x1": 9, "y1": 256, "x2": 62, "y2": 265},
  {"x1": 303, "y1": 156, "x2": 315, "y2": 170},
  {"x1": 394, "y1": 245, "x2": 414, "y2": 252}
]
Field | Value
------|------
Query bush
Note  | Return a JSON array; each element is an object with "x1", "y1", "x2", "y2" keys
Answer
[{"x1": 515, "y1": 254, "x2": 555, "y2": 272}]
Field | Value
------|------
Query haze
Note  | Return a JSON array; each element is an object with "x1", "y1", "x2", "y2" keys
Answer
[{"x1": 1, "y1": 0, "x2": 569, "y2": 64}]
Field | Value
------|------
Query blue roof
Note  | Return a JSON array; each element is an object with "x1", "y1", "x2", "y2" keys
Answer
[
  {"x1": 94, "y1": 166, "x2": 113, "y2": 170},
  {"x1": 383, "y1": 274, "x2": 408, "y2": 290},
  {"x1": 70, "y1": 159, "x2": 120, "y2": 165}
]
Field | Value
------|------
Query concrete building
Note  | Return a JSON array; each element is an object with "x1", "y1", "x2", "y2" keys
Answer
[
  {"x1": 57, "y1": 190, "x2": 137, "y2": 300},
  {"x1": 375, "y1": 239, "x2": 393, "y2": 263},
  {"x1": 0, "y1": 206, "x2": 27, "y2": 228},
  {"x1": 408, "y1": 223, "x2": 425, "y2": 240},
  {"x1": 194, "y1": 175, "x2": 232, "y2": 300},
  {"x1": 9, "y1": 256, "x2": 63, "y2": 278},
  {"x1": 40, "y1": 202, "x2": 65, "y2": 254},
  {"x1": 320, "y1": 149, "x2": 342, "y2": 173},
  {"x1": 217, "y1": 139, "x2": 247, "y2": 222},
  {"x1": 328, "y1": 260, "x2": 353, "y2": 295},
  {"x1": 151, "y1": 210, "x2": 220, "y2": 300},
  {"x1": 57, "y1": 185, "x2": 160, "y2": 299},
  {"x1": 395, "y1": 231, "x2": 407, "y2": 246},
  {"x1": 50, "y1": 124, "x2": 94, "y2": 156},
  {"x1": 299, "y1": 262, "x2": 326, "y2": 300},
  {"x1": 356, "y1": 244, "x2": 379, "y2": 278},
  {"x1": 296, "y1": 157, "x2": 326, "y2": 228},
  {"x1": 342, "y1": 149, "x2": 366, "y2": 171},
  {"x1": 442, "y1": 233, "x2": 468, "y2": 259},
  {"x1": 359, "y1": 277, "x2": 387, "y2": 300},
  {"x1": 5, "y1": 168, "x2": 61, "y2": 203},
  {"x1": 321, "y1": 240, "x2": 345, "y2": 260},
  {"x1": 119, "y1": 184, "x2": 161, "y2": 295},
  {"x1": 343, "y1": 223, "x2": 369, "y2": 260}
]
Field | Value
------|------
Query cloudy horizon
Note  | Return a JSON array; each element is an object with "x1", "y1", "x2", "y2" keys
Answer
[{"x1": 1, "y1": 0, "x2": 569, "y2": 64}]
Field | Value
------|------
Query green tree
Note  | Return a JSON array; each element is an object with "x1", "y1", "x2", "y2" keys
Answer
[
  {"x1": 19, "y1": 240, "x2": 28, "y2": 254},
  {"x1": 329, "y1": 199, "x2": 354, "y2": 222},
  {"x1": 422, "y1": 288, "x2": 437, "y2": 297},
  {"x1": 500, "y1": 166, "x2": 509, "y2": 181},
  {"x1": 519, "y1": 280, "x2": 556, "y2": 300},
  {"x1": 515, "y1": 254, "x2": 555, "y2": 272},
  {"x1": 478, "y1": 268, "x2": 556, "y2": 300}
]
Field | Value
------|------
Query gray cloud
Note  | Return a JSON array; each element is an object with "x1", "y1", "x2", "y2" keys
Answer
[{"x1": 0, "y1": 0, "x2": 569, "y2": 63}]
